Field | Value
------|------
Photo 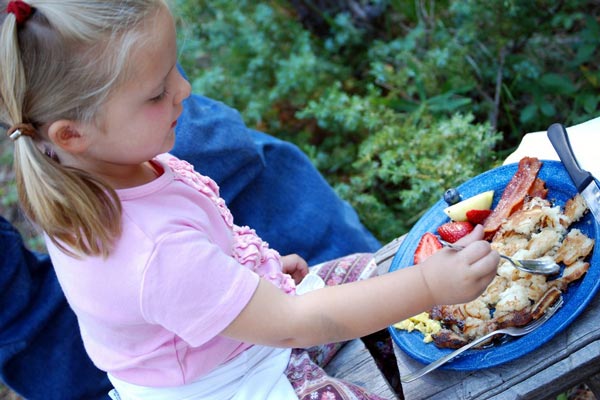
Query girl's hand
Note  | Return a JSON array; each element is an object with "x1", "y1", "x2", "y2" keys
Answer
[
  {"x1": 281, "y1": 254, "x2": 309, "y2": 284},
  {"x1": 418, "y1": 225, "x2": 499, "y2": 305}
]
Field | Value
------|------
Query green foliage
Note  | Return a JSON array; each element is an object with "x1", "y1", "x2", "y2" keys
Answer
[
  {"x1": 174, "y1": 0, "x2": 599, "y2": 241},
  {"x1": 175, "y1": 1, "x2": 345, "y2": 128},
  {"x1": 0, "y1": 146, "x2": 16, "y2": 209},
  {"x1": 328, "y1": 111, "x2": 501, "y2": 241},
  {"x1": 444, "y1": 0, "x2": 600, "y2": 139}
]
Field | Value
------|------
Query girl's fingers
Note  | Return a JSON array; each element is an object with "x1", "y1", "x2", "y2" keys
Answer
[
  {"x1": 455, "y1": 224, "x2": 484, "y2": 246},
  {"x1": 451, "y1": 239, "x2": 491, "y2": 263},
  {"x1": 467, "y1": 250, "x2": 500, "y2": 280}
]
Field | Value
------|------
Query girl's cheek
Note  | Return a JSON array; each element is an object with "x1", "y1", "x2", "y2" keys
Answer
[{"x1": 144, "y1": 104, "x2": 168, "y2": 122}]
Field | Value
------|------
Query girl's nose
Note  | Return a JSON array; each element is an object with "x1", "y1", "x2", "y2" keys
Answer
[{"x1": 174, "y1": 72, "x2": 191, "y2": 104}]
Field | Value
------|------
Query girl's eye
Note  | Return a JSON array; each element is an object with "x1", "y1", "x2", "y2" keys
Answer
[{"x1": 150, "y1": 89, "x2": 169, "y2": 102}]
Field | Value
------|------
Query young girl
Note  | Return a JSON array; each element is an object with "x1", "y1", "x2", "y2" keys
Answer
[{"x1": 1, "y1": 1, "x2": 499, "y2": 399}]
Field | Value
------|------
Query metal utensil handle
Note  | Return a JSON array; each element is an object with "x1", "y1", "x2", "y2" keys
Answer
[
  {"x1": 547, "y1": 123, "x2": 593, "y2": 191},
  {"x1": 401, "y1": 331, "x2": 498, "y2": 382}
]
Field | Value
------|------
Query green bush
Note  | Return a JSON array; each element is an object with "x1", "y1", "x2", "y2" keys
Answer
[
  {"x1": 174, "y1": 0, "x2": 599, "y2": 242},
  {"x1": 337, "y1": 113, "x2": 499, "y2": 241}
]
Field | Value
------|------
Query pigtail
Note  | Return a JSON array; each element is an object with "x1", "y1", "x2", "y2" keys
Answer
[
  {"x1": 12, "y1": 135, "x2": 122, "y2": 257},
  {"x1": 0, "y1": 1, "x2": 166, "y2": 258},
  {"x1": 0, "y1": 10, "x2": 24, "y2": 121}
]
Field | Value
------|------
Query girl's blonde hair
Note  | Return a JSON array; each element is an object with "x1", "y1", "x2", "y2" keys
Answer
[{"x1": 0, "y1": 0, "x2": 166, "y2": 257}]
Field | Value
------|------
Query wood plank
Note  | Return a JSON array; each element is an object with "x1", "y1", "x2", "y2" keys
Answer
[
  {"x1": 326, "y1": 339, "x2": 397, "y2": 399},
  {"x1": 494, "y1": 341, "x2": 600, "y2": 399}
]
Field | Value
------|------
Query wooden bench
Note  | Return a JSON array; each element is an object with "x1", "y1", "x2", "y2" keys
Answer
[{"x1": 326, "y1": 338, "x2": 398, "y2": 399}]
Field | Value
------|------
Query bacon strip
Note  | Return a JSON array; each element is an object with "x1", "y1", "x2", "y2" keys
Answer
[
  {"x1": 483, "y1": 157, "x2": 542, "y2": 239},
  {"x1": 528, "y1": 177, "x2": 548, "y2": 199}
]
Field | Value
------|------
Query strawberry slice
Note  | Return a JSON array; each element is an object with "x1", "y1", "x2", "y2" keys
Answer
[
  {"x1": 437, "y1": 221, "x2": 474, "y2": 243},
  {"x1": 413, "y1": 232, "x2": 443, "y2": 264},
  {"x1": 466, "y1": 209, "x2": 492, "y2": 225}
]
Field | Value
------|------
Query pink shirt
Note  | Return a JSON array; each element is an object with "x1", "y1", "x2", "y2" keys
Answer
[{"x1": 46, "y1": 154, "x2": 296, "y2": 387}]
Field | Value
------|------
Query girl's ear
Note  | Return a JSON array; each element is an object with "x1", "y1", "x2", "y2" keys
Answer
[{"x1": 47, "y1": 120, "x2": 89, "y2": 154}]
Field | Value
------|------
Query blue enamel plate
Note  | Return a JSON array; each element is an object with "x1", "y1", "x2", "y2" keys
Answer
[{"x1": 388, "y1": 160, "x2": 599, "y2": 370}]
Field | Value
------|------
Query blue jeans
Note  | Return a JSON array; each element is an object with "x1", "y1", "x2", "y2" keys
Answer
[{"x1": 0, "y1": 94, "x2": 379, "y2": 399}]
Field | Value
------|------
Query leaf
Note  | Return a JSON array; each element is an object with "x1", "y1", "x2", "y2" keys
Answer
[
  {"x1": 520, "y1": 104, "x2": 538, "y2": 123},
  {"x1": 572, "y1": 43, "x2": 597, "y2": 66},
  {"x1": 539, "y1": 100, "x2": 556, "y2": 117},
  {"x1": 539, "y1": 74, "x2": 577, "y2": 95},
  {"x1": 582, "y1": 15, "x2": 600, "y2": 40},
  {"x1": 428, "y1": 96, "x2": 472, "y2": 112},
  {"x1": 581, "y1": 94, "x2": 599, "y2": 114}
]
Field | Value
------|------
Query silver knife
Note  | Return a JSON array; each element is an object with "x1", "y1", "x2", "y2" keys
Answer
[{"x1": 547, "y1": 123, "x2": 600, "y2": 227}]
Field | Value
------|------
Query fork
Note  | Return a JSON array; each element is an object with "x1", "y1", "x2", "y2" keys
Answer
[
  {"x1": 439, "y1": 239, "x2": 561, "y2": 275},
  {"x1": 400, "y1": 296, "x2": 564, "y2": 383}
]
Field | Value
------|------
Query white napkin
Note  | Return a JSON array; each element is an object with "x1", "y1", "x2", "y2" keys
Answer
[
  {"x1": 504, "y1": 116, "x2": 600, "y2": 179},
  {"x1": 295, "y1": 273, "x2": 325, "y2": 295}
]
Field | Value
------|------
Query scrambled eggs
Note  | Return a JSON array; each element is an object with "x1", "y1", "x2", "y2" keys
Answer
[{"x1": 393, "y1": 312, "x2": 441, "y2": 343}]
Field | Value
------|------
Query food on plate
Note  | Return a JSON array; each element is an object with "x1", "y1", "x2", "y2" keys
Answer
[
  {"x1": 443, "y1": 190, "x2": 494, "y2": 222},
  {"x1": 413, "y1": 232, "x2": 442, "y2": 264},
  {"x1": 392, "y1": 312, "x2": 441, "y2": 343},
  {"x1": 443, "y1": 188, "x2": 462, "y2": 205},
  {"x1": 437, "y1": 221, "x2": 474, "y2": 243},
  {"x1": 465, "y1": 209, "x2": 492, "y2": 225},
  {"x1": 482, "y1": 157, "x2": 542, "y2": 240},
  {"x1": 395, "y1": 157, "x2": 595, "y2": 349}
]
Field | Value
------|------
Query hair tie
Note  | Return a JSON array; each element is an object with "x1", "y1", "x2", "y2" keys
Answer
[
  {"x1": 6, "y1": 123, "x2": 36, "y2": 141},
  {"x1": 6, "y1": 1, "x2": 33, "y2": 26}
]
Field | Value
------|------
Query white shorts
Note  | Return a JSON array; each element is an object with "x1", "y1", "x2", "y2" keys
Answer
[{"x1": 108, "y1": 345, "x2": 295, "y2": 400}]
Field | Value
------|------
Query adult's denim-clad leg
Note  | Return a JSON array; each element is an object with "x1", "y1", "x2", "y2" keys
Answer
[
  {"x1": 0, "y1": 216, "x2": 111, "y2": 399},
  {"x1": 0, "y1": 94, "x2": 380, "y2": 399},
  {"x1": 173, "y1": 94, "x2": 381, "y2": 265}
]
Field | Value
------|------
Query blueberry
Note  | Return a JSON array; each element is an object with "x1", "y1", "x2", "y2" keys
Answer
[{"x1": 443, "y1": 188, "x2": 462, "y2": 205}]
